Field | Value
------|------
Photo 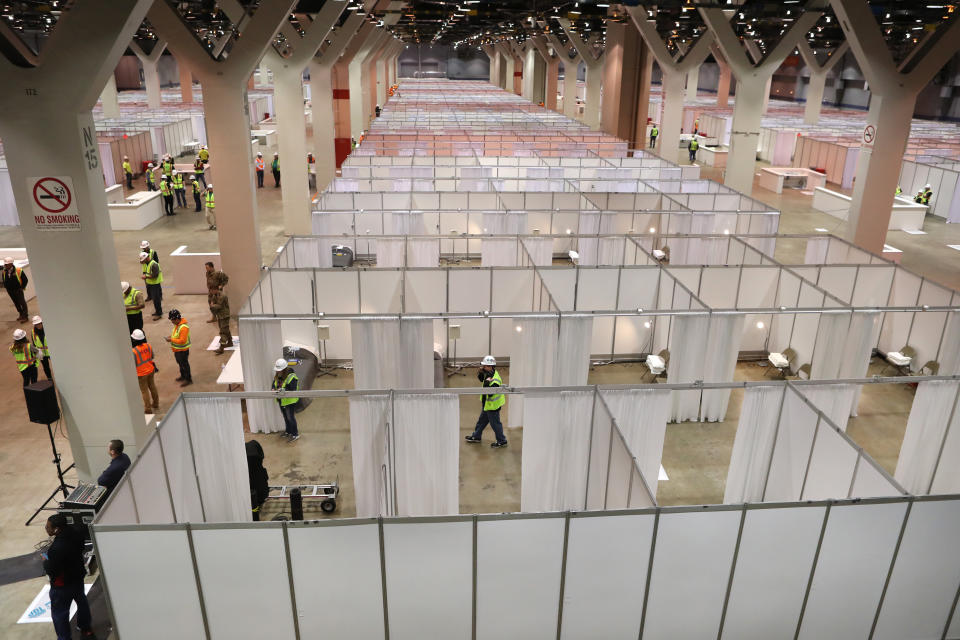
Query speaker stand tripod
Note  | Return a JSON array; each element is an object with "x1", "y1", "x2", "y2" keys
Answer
[{"x1": 26, "y1": 421, "x2": 74, "y2": 526}]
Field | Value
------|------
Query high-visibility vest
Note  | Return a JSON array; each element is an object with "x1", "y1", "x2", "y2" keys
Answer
[
  {"x1": 923, "y1": 189, "x2": 933, "y2": 204},
  {"x1": 272, "y1": 158, "x2": 280, "y2": 172},
  {"x1": 146, "y1": 171, "x2": 155, "y2": 187},
  {"x1": 690, "y1": 139, "x2": 699, "y2": 151},
  {"x1": 32, "y1": 331, "x2": 48, "y2": 358},
  {"x1": 896, "y1": 186, "x2": 902, "y2": 195},
  {"x1": 192, "y1": 180, "x2": 201, "y2": 194},
  {"x1": 205, "y1": 192, "x2": 215, "y2": 209},
  {"x1": 483, "y1": 369, "x2": 505, "y2": 411},
  {"x1": 10, "y1": 343, "x2": 36, "y2": 372},
  {"x1": 2, "y1": 267, "x2": 25, "y2": 288},
  {"x1": 194, "y1": 161, "x2": 205, "y2": 175},
  {"x1": 199, "y1": 149, "x2": 209, "y2": 162},
  {"x1": 255, "y1": 157, "x2": 264, "y2": 171},
  {"x1": 122, "y1": 161, "x2": 132, "y2": 175},
  {"x1": 144, "y1": 248, "x2": 158, "y2": 264},
  {"x1": 651, "y1": 127, "x2": 658, "y2": 137},
  {"x1": 133, "y1": 343, "x2": 155, "y2": 376},
  {"x1": 124, "y1": 287, "x2": 142, "y2": 315},
  {"x1": 170, "y1": 320, "x2": 191, "y2": 351},
  {"x1": 142, "y1": 259, "x2": 163, "y2": 285},
  {"x1": 173, "y1": 174, "x2": 184, "y2": 189},
  {"x1": 160, "y1": 181, "x2": 171, "y2": 196},
  {"x1": 272, "y1": 371, "x2": 300, "y2": 407},
  {"x1": 162, "y1": 161, "x2": 172, "y2": 175}
]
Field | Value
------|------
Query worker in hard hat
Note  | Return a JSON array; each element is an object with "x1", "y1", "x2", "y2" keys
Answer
[
  {"x1": 921, "y1": 183, "x2": 933, "y2": 206},
  {"x1": 131, "y1": 329, "x2": 159, "y2": 414},
  {"x1": 190, "y1": 174, "x2": 202, "y2": 212},
  {"x1": 465, "y1": 355, "x2": 507, "y2": 448},
  {"x1": 145, "y1": 163, "x2": 156, "y2": 191},
  {"x1": 121, "y1": 281, "x2": 145, "y2": 333},
  {"x1": 254, "y1": 152, "x2": 264, "y2": 188},
  {"x1": 1, "y1": 256, "x2": 29, "y2": 323},
  {"x1": 204, "y1": 184, "x2": 216, "y2": 230},
  {"x1": 163, "y1": 309, "x2": 191, "y2": 387},
  {"x1": 272, "y1": 358, "x2": 300, "y2": 442},
  {"x1": 31, "y1": 316, "x2": 51, "y2": 380},
  {"x1": 11, "y1": 328, "x2": 38, "y2": 387},
  {"x1": 193, "y1": 156, "x2": 206, "y2": 189},
  {"x1": 122, "y1": 156, "x2": 133, "y2": 190},
  {"x1": 271, "y1": 151, "x2": 280, "y2": 188},
  {"x1": 139, "y1": 251, "x2": 163, "y2": 319},
  {"x1": 139, "y1": 240, "x2": 159, "y2": 265}
]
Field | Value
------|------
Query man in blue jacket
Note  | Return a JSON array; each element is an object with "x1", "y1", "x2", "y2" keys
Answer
[{"x1": 97, "y1": 439, "x2": 131, "y2": 497}]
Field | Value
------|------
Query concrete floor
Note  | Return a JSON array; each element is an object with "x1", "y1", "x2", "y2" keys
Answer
[{"x1": 0, "y1": 135, "x2": 958, "y2": 637}]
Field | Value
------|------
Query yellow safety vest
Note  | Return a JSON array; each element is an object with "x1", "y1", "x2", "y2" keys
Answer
[
  {"x1": 173, "y1": 174, "x2": 184, "y2": 189},
  {"x1": 205, "y1": 192, "x2": 215, "y2": 209},
  {"x1": 192, "y1": 180, "x2": 201, "y2": 194},
  {"x1": 195, "y1": 161, "x2": 205, "y2": 175},
  {"x1": 160, "y1": 182, "x2": 171, "y2": 196},
  {"x1": 10, "y1": 343, "x2": 36, "y2": 372},
  {"x1": 651, "y1": 127, "x2": 658, "y2": 136},
  {"x1": 483, "y1": 369, "x2": 505, "y2": 411},
  {"x1": 690, "y1": 139, "x2": 699, "y2": 150},
  {"x1": 32, "y1": 331, "x2": 49, "y2": 358},
  {"x1": 124, "y1": 287, "x2": 141, "y2": 315},
  {"x1": 146, "y1": 171, "x2": 155, "y2": 186},
  {"x1": 142, "y1": 259, "x2": 163, "y2": 285},
  {"x1": 162, "y1": 161, "x2": 172, "y2": 175},
  {"x1": 122, "y1": 161, "x2": 132, "y2": 175},
  {"x1": 272, "y1": 371, "x2": 300, "y2": 407},
  {"x1": 170, "y1": 321, "x2": 191, "y2": 351}
]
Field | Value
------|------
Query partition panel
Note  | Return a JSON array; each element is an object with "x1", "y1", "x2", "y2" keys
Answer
[
  {"x1": 287, "y1": 522, "x2": 385, "y2": 639},
  {"x1": 449, "y1": 269, "x2": 492, "y2": 312},
  {"x1": 383, "y1": 521, "x2": 473, "y2": 640},
  {"x1": 873, "y1": 500, "x2": 960, "y2": 639},
  {"x1": 95, "y1": 528, "x2": 205, "y2": 639},
  {"x1": 192, "y1": 527, "x2": 296, "y2": 640},
  {"x1": 360, "y1": 270, "x2": 403, "y2": 312},
  {"x1": 801, "y1": 424, "x2": 859, "y2": 500},
  {"x1": 476, "y1": 517, "x2": 564, "y2": 640},
  {"x1": 764, "y1": 391, "x2": 819, "y2": 502},
  {"x1": 721, "y1": 506, "x2": 826, "y2": 639},
  {"x1": 97, "y1": 481, "x2": 138, "y2": 525},
  {"x1": 561, "y1": 514, "x2": 653, "y2": 640},
  {"x1": 642, "y1": 510, "x2": 741, "y2": 638},
  {"x1": 128, "y1": 438, "x2": 174, "y2": 524},
  {"x1": 157, "y1": 400, "x2": 203, "y2": 522},
  {"x1": 272, "y1": 270, "x2": 314, "y2": 315},
  {"x1": 404, "y1": 270, "x2": 447, "y2": 312},
  {"x1": 316, "y1": 271, "x2": 360, "y2": 313},
  {"x1": 797, "y1": 502, "x2": 909, "y2": 639}
]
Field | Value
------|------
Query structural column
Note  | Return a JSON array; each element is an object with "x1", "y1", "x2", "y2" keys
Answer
[
  {"x1": 0, "y1": 0, "x2": 153, "y2": 479},
  {"x1": 482, "y1": 44, "x2": 499, "y2": 86},
  {"x1": 699, "y1": 7, "x2": 820, "y2": 194},
  {"x1": 715, "y1": 48, "x2": 732, "y2": 106},
  {"x1": 797, "y1": 40, "x2": 849, "y2": 125},
  {"x1": 558, "y1": 19, "x2": 603, "y2": 130},
  {"x1": 311, "y1": 13, "x2": 366, "y2": 190},
  {"x1": 530, "y1": 37, "x2": 559, "y2": 111},
  {"x1": 686, "y1": 66, "x2": 700, "y2": 99},
  {"x1": 178, "y1": 57, "x2": 194, "y2": 102},
  {"x1": 600, "y1": 19, "x2": 653, "y2": 148},
  {"x1": 350, "y1": 28, "x2": 388, "y2": 139},
  {"x1": 100, "y1": 73, "x2": 121, "y2": 118},
  {"x1": 150, "y1": 0, "x2": 296, "y2": 299},
  {"x1": 129, "y1": 40, "x2": 167, "y2": 109},
  {"x1": 832, "y1": 0, "x2": 960, "y2": 251}
]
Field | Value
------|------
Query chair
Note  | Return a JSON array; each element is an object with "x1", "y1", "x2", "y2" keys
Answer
[
  {"x1": 654, "y1": 349, "x2": 670, "y2": 383},
  {"x1": 767, "y1": 347, "x2": 796, "y2": 378},
  {"x1": 788, "y1": 363, "x2": 811, "y2": 380},
  {"x1": 919, "y1": 360, "x2": 939, "y2": 376},
  {"x1": 882, "y1": 345, "x2": 915, "y2": 375}
]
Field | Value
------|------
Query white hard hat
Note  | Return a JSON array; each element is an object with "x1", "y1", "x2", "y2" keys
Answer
[
  {"x1": 121, "y1": 281, "x2": 130, "y2": 291},
  {"x1": 13, "y1": 329, "x2": 26, "y2": 340},
  {"x1": 190, "y1": 174, "x2": 196, "y2": 179},
  {"x1": 147, "y1": 162, "x2": 154, "y2": 168},
  {"x1": 131, "y1": 329, "x2": 145, "y2": 340},
  {"x1": 140, "y1": 240, "x2": 150, "y2": 249},
  {"x1": 31, "y1": 315, "x2": 42, "y2": 325},
  {"x1": 207, "y1": 184, "x2": 213, "y2": 189},
  {"x1": 481, "y1": 355, "x2": 496, "y2": 366},
  {"x1": 925, "y1": 184, "x2": 931, "y2": 189},
  {"x1": 3, "y1": 257, "x2": 13, "y2": 265},
  {"x1": 274, "y1": 151, "x2": 279, "y2": 155},
  {"x1": 139, "y1": 252, "x2": 149, "y2": 262},
  {"x1": 274, "y1": 358, "x2": 288, "y2": 372},
  {"x1": 257, "y1": 152, "x2": 263, "y2": 156}
]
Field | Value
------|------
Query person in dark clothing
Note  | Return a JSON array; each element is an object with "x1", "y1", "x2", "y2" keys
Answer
[
  {"x1": 43, "y1": 514, "x2": 95, "y2": 639},
  {"x1": 271, "y1": 152, "x2": 281, "y2": 187},
  {"x1": 97, "y1": 439, "x2": 131, "y2": 497},
  {"x1": 1, "y1": 256, "x2": 29, "y2": 322}
]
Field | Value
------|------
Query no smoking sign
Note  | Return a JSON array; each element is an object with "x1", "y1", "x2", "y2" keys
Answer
[
  {"x1": 863, "y1": 125, "x2": 876, "y2": 146},
  {"x1": 28, "y1": 176, "x2": 81, "y2": 231}
]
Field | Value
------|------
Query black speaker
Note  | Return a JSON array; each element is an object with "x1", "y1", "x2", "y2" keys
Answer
[{"x1": 24, "y1": 380, "x2": 60, "y2": 425}]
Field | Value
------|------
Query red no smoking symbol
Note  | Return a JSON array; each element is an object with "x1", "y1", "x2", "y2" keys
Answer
[
  {"x1": 863, "y1": 125, "x2": 876, "y2": 144},
  {"x1": 32, "y1": 177, "x2": 72, "y2": 214}
]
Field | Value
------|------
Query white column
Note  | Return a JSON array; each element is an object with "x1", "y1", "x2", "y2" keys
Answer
[
  {"x1": 658, "y1": 71, "x2": 686, "y2": 160},
  {"x1": 100, "y1": 73, "x2": 121, "y2": 118},
  {"x1": 686, "y1": 65, "x2": 700, "y2": 98},
  {"x1": 272, "y1": 62, "x2": 311, "y2": 234},
  {"x1": 798, "y1": 41, "x2": 849, "y2": 125},
  {"x1": 725, "y1": 75, "x2": 768, "y2": 192},
  {"x1": 258, "y1": 62, "x2": 269, "y2": 87},
  {"x1": 143, "y1": 61, "x2": 162, "y2": 108},
  {"x1": 350, "y1": 29, "x2": 387, "y2": 139}
]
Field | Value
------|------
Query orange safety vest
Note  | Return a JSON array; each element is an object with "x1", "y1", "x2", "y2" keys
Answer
[
  {"x1": 255, "y1": 157, "x2": 264, "y2": 171},
  {"x1": 2, "y1": 267, "x2": 24, "y2": 287},
  {"x1": 133, "y1": 342, "x2": 156, "y2": 376},
  {"x1": 170, "y1": 319, "x2": 191, "y2": 352}
]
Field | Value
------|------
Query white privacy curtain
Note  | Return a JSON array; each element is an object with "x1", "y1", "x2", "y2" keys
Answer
[
  {"x1": 724, "y1": 386, "x2": 785, "y2": 503},
  {"x1": 700, "y1": 314, "x2": 745, "y2": 422},
  {"x1": 407, "y1": 238, "x2": 439, "y2": 267},
  {"x1": 387, "y1": 210, "x2": 425, "y2": 234},
  {"x1": 940, "y1": 311, "x2": 960, "y2": 375},
  {"x1": 508, "y1": 318, "x2": 559, "y2": 428},
  {"x1": 895, "y1": 381, "x2": 960, "y2": 494},
  {"x1": 811, "y1": 312, "x2": 849, "y2": 380},
  {"x1": 393, "y1": 394, "x2": 460, "y2": 515},
  {"x1": 804, "y1": 237, "x2": 829, "y2": 264},
  {"x1": 521, "y1": 391, "x2": 594, "y2": 512},
  {"x1": 184, "y1": 398, "x2": 251, "y2": 522},
  {"x1": 349, "y1": 395, "x2": 389, "y2": 518},
  {"x1": 521, "y1": 237, "x2": 554, "y2": 266},
  {"x1": 375, "y1": 238, "x2": 405, "y2": 267},
  {"x1": 238, "y1": 318, "x2": 284, "y2": 433},
  {"x1": 668, "y1": 314, "x2": 710, "y2": 422},
  {"x1": 351, "y1": 319, "x2": 433, "y2": 389},
  {"x1": 602, "y1": 389, "x2": 671, "y2": 490},
  {"x1": 837, "y1": 311, "x2": 880, "y2": 417},
  {"x1": 555, "y1": 317, "x2": 593, "y2": 385},
  {"x1": 577, "y1": 211, "x2": 621, "y2": 265},
  {"x1": 482, "y1": 211, "x2": 526, "y2": 266},
  {"x1": 800, "y1": 385, "x2": 859, "y2": 432}
]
